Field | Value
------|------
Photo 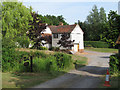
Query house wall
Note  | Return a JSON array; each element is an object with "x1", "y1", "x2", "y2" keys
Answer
[
  {"x1": 71, "y1": 24, "x2": 84, "y2": 52},
  {"x1": 41, "y1": 27, "x2": 52, "y2": 34},
  {"x1": 52, "y1": 33, "x2": 71, "y2": 49}
]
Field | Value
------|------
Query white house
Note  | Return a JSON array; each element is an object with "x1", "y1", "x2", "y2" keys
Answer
[{"x1": 42, "y1": 24, "x2": 84, "y2": 53}]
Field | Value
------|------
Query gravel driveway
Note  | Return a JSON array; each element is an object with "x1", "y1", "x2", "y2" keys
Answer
[{"x1": 33, "y1": 50, "x2": 114, "y2": 88}]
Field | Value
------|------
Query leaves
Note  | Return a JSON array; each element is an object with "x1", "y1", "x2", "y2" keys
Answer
[
  {"x1": 27, "y1": 12, "x2": 47, "y2": 49},
  {"x1": 2, "y1": 2, "x2": 32, "y2": 40}
]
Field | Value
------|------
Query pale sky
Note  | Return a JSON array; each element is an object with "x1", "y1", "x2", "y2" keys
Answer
[{"x1": 19, "y1": 1, "x2": 118, "y2": 24}]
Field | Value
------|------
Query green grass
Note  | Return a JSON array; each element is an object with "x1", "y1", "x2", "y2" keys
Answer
[
  {"x1": 85, "y1": 47, "x2": 118, "y2": 53},
  {"x1": 72, "y1": 54, "x2": 88, "y2": 69},
  {"x1": 2, "y1": 72, "x2": 65, "y2": 88}
]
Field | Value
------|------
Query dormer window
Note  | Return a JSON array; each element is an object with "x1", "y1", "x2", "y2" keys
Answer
[{"x1": 53, "y1": 34, "x2": 58, "y2": 38}]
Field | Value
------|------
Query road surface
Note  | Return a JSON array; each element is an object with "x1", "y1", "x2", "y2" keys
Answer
[{"x1": 33, "y1": 50, "x2": 113, "y2": 88}]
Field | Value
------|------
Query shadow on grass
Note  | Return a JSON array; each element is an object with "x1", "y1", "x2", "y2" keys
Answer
[
  {"x1": 3, "y1": 66, "x2": 116, "y2": 88},
  {"x1": 7, "y1": 71, "x2": 66, "y2": 88}
]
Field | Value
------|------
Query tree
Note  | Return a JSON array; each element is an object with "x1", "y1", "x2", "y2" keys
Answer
[
  {"x1": 27, "y1": 12, "x2": 47, "y2": 49},
  {"x1": 2, "y1": 1, "x2": 32, "y2": 38},
  {"x1": 83, "y1": 5, "x2": 107, "y2": 41},
  {"x1": 101, "y1": 11, "x2": 120, "y2": 47},
  {"x1": 37, "y1": 14, "x2": 68, "y2": 26},
  {"x1": 2, "y1": 1, "x2": 33, "y2": 47},
  {"x1": 57, "y1": 33, "x2": 74, "y2": 50}
]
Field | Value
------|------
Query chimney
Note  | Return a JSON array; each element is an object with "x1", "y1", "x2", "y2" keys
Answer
[{"x1": 59, "y1": 22, "x2": 63, "y2": 26}]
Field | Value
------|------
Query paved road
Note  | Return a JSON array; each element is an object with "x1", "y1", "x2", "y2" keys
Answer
[{"x1": 33, "y1": 50, "x2": 113, "y2": 88}]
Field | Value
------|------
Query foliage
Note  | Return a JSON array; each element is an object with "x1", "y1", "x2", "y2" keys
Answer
[
  {"x1": 2, "y1": 46, "x2": 73, "y2": 73},
  {"x1": 27, "y1": 12, "x2": 48, "y2": 49},
  {"x1": 2, "y1": 1, "x2": 32, "y2": 46},
  {"x1": 109, "y1": 54, "x2": 120, "y2": 74},
  {"x1": 84, "y1": 41, "x2": 109, "y2": 48},
  {"x1": 57, "y1": 33, "x2": 74, "y2": 49},
  {"x1": 79, "y1": 5, "x2": 107, "y2": 41},
  {"x1": 16, "y1": 35, "x2": 30, "y2": 48},
  {"x1": 50, "y1": 47, "x2": 60, "y2": 51},
  {"x1": 101, "y1": 11, "x2": 120, "y2": 48},
  {"x1": 38, "y1": 14, "x2": 68, "y2": 26}
]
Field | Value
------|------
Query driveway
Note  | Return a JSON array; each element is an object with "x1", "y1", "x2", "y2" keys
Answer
[{"x1": 33, "y1": 50, "x2": 113, "y2": 88}]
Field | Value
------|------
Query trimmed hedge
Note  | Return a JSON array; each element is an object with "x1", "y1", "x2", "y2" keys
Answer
[
  {"x1": 109, "y1": 54, "x2": 120, "y2": 74},
  {"x1": 84, "y1": 41, "x2": 109, "y2": 48}
]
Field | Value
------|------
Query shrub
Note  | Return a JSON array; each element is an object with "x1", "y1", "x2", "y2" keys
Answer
[
  {"x1": 16, "y1": 36, "x2": 30, "y2": 48},
  {"x1": 50, "y1": 47, "x2": 60, "y2": 51},
  {"x1": 39, "y1": 46, "x2": 48, "y2": 50},
  {"x1": 31, "y1": 46, "x2": 48, "y2": 50},
  {"x1": 84, "y1": 41, "x2": 109, "y2": 48},
  {"x1": 54, "y1": 52, "x2": 73, "y2": 70},
  {"x1": 109, "y1": 54, "x2": 120, "y2": 74},
  {"x1": 2, "y1": 46, "x2": 73, "y2": 73}
]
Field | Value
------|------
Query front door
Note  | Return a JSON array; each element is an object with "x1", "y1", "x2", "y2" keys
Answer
[{"x1": 78, "y1": 44, "x2": 79, "y2": 51}]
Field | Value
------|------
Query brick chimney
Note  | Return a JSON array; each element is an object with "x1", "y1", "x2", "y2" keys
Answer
[{"x1": 59, "y1": 22, "x2": 63, "y2": 26}]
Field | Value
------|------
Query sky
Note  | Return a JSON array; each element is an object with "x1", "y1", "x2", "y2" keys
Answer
[{"x1": 19, "y1": 0, "x2": 118, "y2": 24}]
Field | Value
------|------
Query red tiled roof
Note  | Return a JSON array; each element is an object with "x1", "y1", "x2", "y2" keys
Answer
[{"x1": 49, "y1": 24, "x2": 76, "y2": 33}]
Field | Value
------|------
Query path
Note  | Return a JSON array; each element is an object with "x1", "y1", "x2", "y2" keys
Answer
[{"x1": 33, "y1": 50, "x2": 113, "y2": 88}]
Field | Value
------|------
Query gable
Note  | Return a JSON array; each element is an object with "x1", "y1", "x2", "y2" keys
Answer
[
  {"x1": 41, "y1": 26, "x2": 52, "y2": 34},
  {"x1": 71, "y1": 24, "x2": 84, "y2": 34}
]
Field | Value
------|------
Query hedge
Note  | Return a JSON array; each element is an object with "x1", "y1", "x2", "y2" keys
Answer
[
  {"x1": 109, "y1": 54, "x2": 120, "y2": 74},
  {"x1": 84, "y1": 41, "x2": 109, "y2": 48}
]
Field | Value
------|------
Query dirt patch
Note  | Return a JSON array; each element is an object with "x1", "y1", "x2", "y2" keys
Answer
[{"x1": 16, "y1": 48, "x2": 54, "y2": 54}]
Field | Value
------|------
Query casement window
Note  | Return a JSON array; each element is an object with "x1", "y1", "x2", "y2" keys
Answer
[{"x1": 53, "y1": 34, "x2": 58, "y2": 38}]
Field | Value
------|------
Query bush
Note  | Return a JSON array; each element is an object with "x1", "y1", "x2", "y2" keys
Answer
[
  {"x1": 84, "y1": 41, "x2": 109, "y2": 48},
  {"x1": 16, "y1": 36, "x2": 30, "y2": 48},
  {"x1": 50, "y1": 47, "x2": 60, "y2": 51},
  {"x1": 2, "y1": 45, "x2": 73, "y2": 73},
  {"x1": 31, "y1": 46, "x2": 48, "y2": 50},
  {"x1": 39, "y1": 46, "x2": 48, "y2": 50},
  {"x1": 54, "y1": 53, "x2": 73, "y2": 70},
  {"x1": 109, "y1": 54, "x2": 120, "y2": 74}
]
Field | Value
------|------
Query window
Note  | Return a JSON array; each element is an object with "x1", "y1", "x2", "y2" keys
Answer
[{"x1": 53, "y1": 34, "x2": 58, "y2": 38}]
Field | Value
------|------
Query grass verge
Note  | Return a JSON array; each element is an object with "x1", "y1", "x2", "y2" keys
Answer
[
  {"x1": 99, "y1": 73, "x2": 120, "y2": 88},
  {"x1": 85, "y1": 47, "x2": 118, "y2": 53},
  {"x1": 72, "y1": 54, "x2": 88, "y2": 69},
  {"x1": 2, "y1": 72, "x2": 65, "y2": 88}
]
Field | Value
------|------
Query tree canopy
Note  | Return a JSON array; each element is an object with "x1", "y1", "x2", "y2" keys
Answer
[
  {"x1": 38, "y1": 14, "x2": 68, "y2": 26},
  {"x1": 2, "y1": 1, "x2": 33, "y2": 39}
]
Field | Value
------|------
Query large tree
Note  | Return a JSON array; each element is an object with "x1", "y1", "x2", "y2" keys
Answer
[
  {"x1": 2, "y1": 1, "x2": 33, "y2": 47},
  {"x1": 38, "y1": 14, "x2": 68, "y2": 26},
  {"x1": 83, "y1": 5, "x2": 107, "y2": 41},
  {"x1": 101, "y1": 11, "x2": 120, "y2": 47},
  {"x1": 27, "y1": 12, "x2": 47, "y2": 49}
]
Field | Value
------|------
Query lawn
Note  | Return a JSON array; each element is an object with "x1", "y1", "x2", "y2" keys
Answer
[{"x1": 85, "y1": 47, "x2": 118, "y2": 53}]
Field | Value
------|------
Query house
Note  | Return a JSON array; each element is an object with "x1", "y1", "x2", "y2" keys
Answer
[{"x1": 42, "y1": 23, "x2": 84, "y2": 53}]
